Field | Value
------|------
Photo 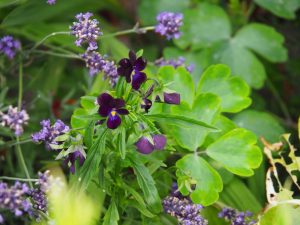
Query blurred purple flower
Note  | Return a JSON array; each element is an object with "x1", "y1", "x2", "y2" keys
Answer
[
  {"x1": 117, "y1": 50, "x2": 147, "y2": 90},
  {"x1": 155, "y1": 12, "x2": 183, "y2": 40},
  {"x1": 155, "y1": 57, "x2": 195, "y2": 73},
  {"x1": 46, "y1": 0, "x2": 56, "y2": 5},
  {"x1": 0, "y1": 36, "x2": 21, "y2": 59},
  {"x1": 0, "y1": 106, "x2": 29, "y2": 136},
  {"x1": 32, "y1": 119, "x2": 69, "y2": 150},
  {"x1": 164, "y1": 92, "x2": 180, "y2": 105},
  {"x1": 96, "y1": 93, "x2": 129, "y2": 129},
  {"x1": 219, "y1": 207, "x2": 256, "y2": 225},
  {"x1": 0, "y1": 214, "x2": 3, "y2": 224},
  {"x1": 64, "y1": 151, "x2": 85, "y2": 174},
  {"x1": 135, "y1": 134, "x2": 166, "y2": 154},
  {"x1": 70, "y1": 12, "x2": 102, "y2": 51}
]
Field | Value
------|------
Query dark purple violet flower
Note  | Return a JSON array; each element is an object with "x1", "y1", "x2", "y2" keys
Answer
[
  {"x1": 46, "y1": 0, "x2": 56, "y2": 4},
  {"x1": 164, "y1": 92, "x2": 180, "y2": 105},
  {"x1": 0, "y1": 36, "x2": 21, "y2": 59},
  {"x1": 82, "y1": 51, "x2": 118, "y2": 86},
  {"x1": 117, "y1": 50, "x2": 147, "y2": 90},
  {"x1": 0, "y1": 106, "x2": 29, "y2": 136},
  {"x1": 141, "y1": 85, "x2": 154, "y2": 113},
  {"x1": 135, "y1": 134, "x2": 166, "y2": 154},
  {"x1": 163, "y1": 196, "x2": 207, "y2": 225},
  {"x1": 32, "y1": 119, "x2": 69, "y2": 150},
  {"x1": 64, "y1": 151, "x2": 85, "y2": 174},
  {"x1": 155, "y1": 12, "x2": 183, "y2": 40},
  {"x1": 70, "y1": 12, "x2": 102, "y2": 51},
  {"x1": 155, "y1": 57, "x2": 195, "y2": 73},
  {"x1": 97, "y1": 93, "x2": 129, "y2": 129}
]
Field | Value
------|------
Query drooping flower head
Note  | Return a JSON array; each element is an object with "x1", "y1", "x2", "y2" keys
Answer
[
  {"x1": 97, "y1": 93, "x2": 129, "y2": 129},
  {"x1": 141, "y1": 85, "x2": 154, "y2": 113},
  {"x1": 155, "y1": 12, "x2": 183, "y2": 40},
  {"x1": 46, "y1": 0, "x2": 56, "y2": 5},
  {"x1": 32, "y1": 119, "x2": 69, "y2": 150},
  {"x1": 117, "y1": 50, "x2": 147, "y2": 90},
  {"x1": 135, "y1": 134, "x2": 166, "y2": 154},
  {"x1": 0, "y1": 36, "x2": 21, "y2": 59},
  {"x1": 163, "y1": 92, "x2": 180, "y2": 105},
  {"x1": 64, "y1": 150, "x2": 85, "y2": 174},
  {"x1": 82, "y1": 51, "x2": 118, "y2": 86},
  {"x1": 70, "y1": 12, "x2": 102, "y2": 51},
  {"x1": 0, "y1": 106, "x2": 29, "y2": 136},
  {"x1": 155, "y1": 57, "x2": 195, "y2": 73}
]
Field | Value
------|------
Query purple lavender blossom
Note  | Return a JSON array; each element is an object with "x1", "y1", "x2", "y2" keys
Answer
[
  {"x1": 218, "y1": 208, "x2": 256, "y2": 225},
  {"x1": 0, "y1": 106, "x2": 29, "y2": 136},
  {"x1": 155, "y1": 57, "x2": 195, "y2": 73},
  {"x1": 0, "y1": 181, "x2": 32, "y2": 218},
  {"x1": 163, "y1": 196, "x2": 207, "y2": 225},
  {"x1": 155, "y1": 12, "x2": 183, "y2": 40},
  {"x1": 82, "y1": 51, "x2": 118, "y2": 86},
  {"x1": 135, "y1": 134, "x2": 166, "y2": 154},
  {"x1": 70, "y1": 12, "x2": 102, "y2": 51},
  {"x1": 0, "y1": 36, "x2": 21, "y2": 59},
  {"x1": 32, "y1": 119, "x2": 69, "y2": 150},
  {"x1": 46, "y1": 0, "x2": 56, "y2": 5}
]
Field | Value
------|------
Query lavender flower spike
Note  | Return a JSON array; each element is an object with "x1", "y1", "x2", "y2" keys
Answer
[
  {"x1": 155, "y1": 12, "x2": 183, "y2": 40},
  {"x1": 0, "y1": 36, "x2": 21, "y2": 59},
  {"x1": 0, "y1": 106, "x2": 29, "y2": 136},
  {"x1": 70, "y1": 12, "x2": 102, "y2": 51},
  {"x1": 47, "y1": 0, "x2": 56, "y2": 5},
  {"x1": 155, "y1": 57, "x2": 195, "y2": 73}
]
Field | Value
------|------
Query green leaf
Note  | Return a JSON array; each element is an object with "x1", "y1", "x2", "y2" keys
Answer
[
  {"x1": 233, "y1": 110, "x2": 285, "y2": 143},
  {"x1": 117, "y1": 127, "x2": 126, "y2": 160},
  {"x1": 53, "y1": 133, "x2": 69, "y2": 142},
  {"x1": 78, "y1": 129, "x2": 108, "y2": 191},
  {"x1": 84, "y1": 120, "x2": 95, "y2": 149},
  {"x1": 197, "y1": 64, "x2": 251, "y2": 113},
  {"x1": 146, "y1": 113, "x2": 218, "y2": 130},
  {"x1": 158, "y1": 66, "x2": 194, "y2": 106},
  {"x1": 254, "y1": 0, "x2": 300, "y2": 19},
  {"x1": 207, "y1": 128, "x2": 262, "y2": 176},
  {"x1": 80, "y1": 96, "x2": 97, "y2": 111},
  {"x1": 235, "y1": 23, "x2": 287, "y2": 62},
  {"x1": 167, "y1": 93, "x2": 221, "y2": 150},
  {"x1": 175, "y1": 3, "x2": 231, "y2": 50},
  {"x1": 176, "y1": 154, "x2": 223, "y2": 206},
  {"x1": 128, "y1": 153, "x2": 162, "y2": 213},
  {"x1": 103, "y1": 200, "x2": 119, "y2": 225}
]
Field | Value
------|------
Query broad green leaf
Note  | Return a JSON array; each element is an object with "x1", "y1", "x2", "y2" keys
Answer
[
  {"x1": 233, "y1": 110, "x2": 285, "y2": 143},
  {"x1": 128, "y1": 153, "x2": 162, "y2": 213},
  {"x1": 220, "y1": 43, "x2": 266, "y2": 89},
  {"x1": 158, "y1": 66, "x2": 194, "y2": 106},
  {"x1": 197, "y1": 64, "x2": 251, "y2": 113},
  {"x1": 175, "y1": 3, "x2": 231, "y2": 50},
  {"x1": 80, "y1": 96, "x2": 97, "y2": 111},
  {"x1": 170, "y1": 93, "x2": 221, "y2": 150},
  {"x1": 207, "y1": 128, "x2": 262, "y2": 176},
  {"x1": 78, "y1": 129, "x2": 108, "y2": 191},
  {"x1": 138, "y1": 0, "x2": 189, "y2": 25},
  {"x1": 176, "y1": 154, "x2": 223, "y2": 206},
  {"x1": 103, "y1": 201, "x2": 119, "y2": 225},
  {"x1": 235, "y1": 23, "x2": 287, "y2": 62},
  {"x1": 254, "y1": 0, "x2": 300, "y2": 19},
  {"x1": 146, "y1": 113, "x2": 218, "y2": 130},
  {"x1": 259, "y1": 204, "x2": 300, "y2": 225}
]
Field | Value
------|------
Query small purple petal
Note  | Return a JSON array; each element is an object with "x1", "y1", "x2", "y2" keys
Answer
[
  {"x1": 116, "y1": 108, "x2": 129, "y2": 115},
  {"x1": 153, "y1": 135, "x2": 166, "y2": 150},
  {"x1": 135, "y1": 137, "x2": 155, "y2": 154},
  {"x1": 107, "y1": 112, "x2": 121, "y2": 129},
  {"x1": 129, "y1": 50, "x2": 137, "y2": 63},
  {"x1": 113, "y1": 98, "x2": 125, "y2": 109},
  {"x1": 97, "y1": 93, "x2": 114, "y2": 105},
  {"x1": 135, "y1": 57, "x2": 147, "y2": 71},
  {"x1": 132, "y1": 71, "x2": 147, "y2": 90},
  {"x1": 163, "y1": 92, "x2": 180, "y2": 105}
]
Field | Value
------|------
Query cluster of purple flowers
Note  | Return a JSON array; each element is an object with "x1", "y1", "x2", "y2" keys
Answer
[
  {"x1": 155, "y1": 12, "x2": 183, "y2": 40},
  {"x1": 70, "y1": 12, "x2": 102, "y2": 51},
  {"x1": 155, "y1": 57, "x2": 195, "y2": 73},
  {"x1": 0, "y1": 181, "x2": 32, "y2": 223},
  {"x1": 163, "y1": 196, "x2": 208, "y2": 225},
  {"x1": 218, "y1": 208, "x2": 256, "y2": 225},
  {"x1": 0, "y1": 106, "x2": 29, "y2": 136},
  {"x1": 82, "y1": 51, "x2": 118, "y2": 86},
  {"x1": 46, "y1": 0, "x2": 56, "y2": 5},
  {"x1": 31, "y1": 119, "x2": 69, "y2": 150},
  {"x1": 0, "y1": 36, "x2": 21, "y2": 59}
]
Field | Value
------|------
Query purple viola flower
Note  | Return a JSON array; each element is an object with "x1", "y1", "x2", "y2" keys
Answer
[
  {"x1": 155, "y1": 57, "x2": 195, "y2": 73},
  {"x1": 46, "y1": 0, "x2": 56, "y2": 4},
  {"x1": 32, "y1": 119, "x2": 69, "y2": 150},
  {"x1": 155, "y1": 12, "x2": 183, "y2": 40},
  {"x1": 117, "y1": 50, "x2": 147, "y2": 90},
  {"x1": 164, "y1": 92, "x2": 180, "y2": 105},
  {"x1": 0, "y1": 106, "x2": 29, "y2": 136},
  {"x1": 70, "y1": 12, "x2": 102, "y2": 51},
  {"x1": 141, "y1": 85, "x2": 154, "y2": 113},
  {"x1": 97, "y1": 93, "x2": 129, "y2": 129},
  {"x1": 135, "y1": 134, "x2": 166, "y2": 154},
  {"x1": 0, "y1": 36, "x2": 21, "y2": 59},
  {"x1": 64, "y1": 151, "x2": 85, "y2": 174}
]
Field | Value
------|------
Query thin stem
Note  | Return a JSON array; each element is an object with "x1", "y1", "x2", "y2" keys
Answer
[
  {"x1": 101, "y1": 26, "x2": 155, "y2": 38},
  {"x1": 32, "y1": 49, "x2": 82, "y2": 59},
  {"x1": 0, "y1": 137, "x2": 32, "y2": 149},
  {"x1": 0, "y1": 176, "x2": 38, "y2": 182}
]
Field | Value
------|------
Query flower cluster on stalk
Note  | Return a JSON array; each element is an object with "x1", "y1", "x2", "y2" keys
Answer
[
  {"x1": 0, "y1": 36, "x2": 21, "y2": 59},
  {"x1": 155, "y1": 57, "x2": 195, "y2": 73},
  {"x1": 155, "y1": 12, "x2": 183, "y2": 40},
  {"x1": 0, "y1": 106, "x2": 29, "y2": 136},
  {"x1": 46, "y1": 0, "x2": 56, "y2": 5},
  {"x1": 218, "y1": 207, "x2": 256, "y2": 225}
]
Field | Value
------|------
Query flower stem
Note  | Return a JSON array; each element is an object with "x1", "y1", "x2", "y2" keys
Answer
[
  {"x1": 0, "y1": 176, "x2": 38, "y2": 182},
  {"x1": 32, "y1": 49, "x2": 82, "y2": 59},
  {"x1": 101, "y1": 26, "x2": 155, "y2": 38}
]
